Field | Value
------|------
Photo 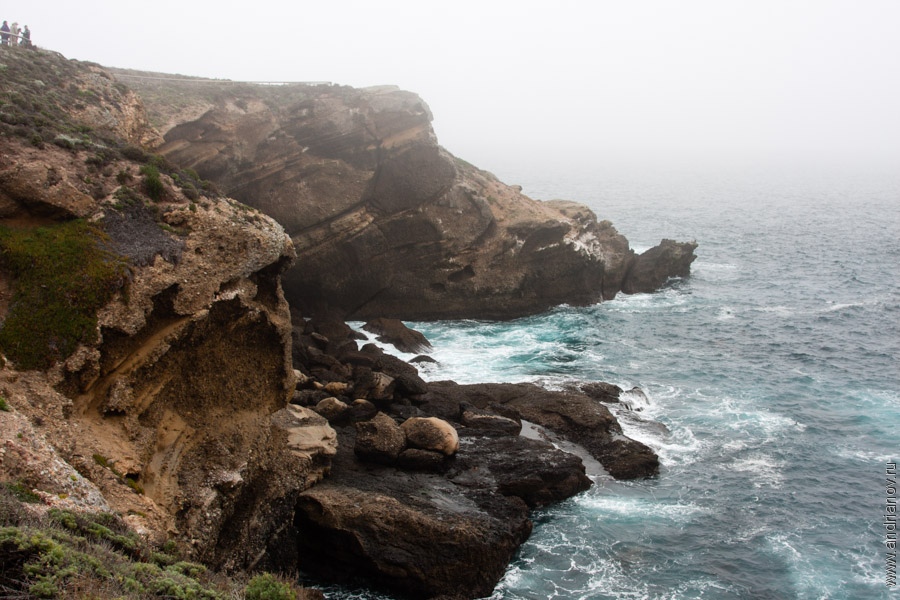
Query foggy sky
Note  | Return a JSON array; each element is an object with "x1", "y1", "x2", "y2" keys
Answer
[{"x1": 4, "y1": 0, "x2": 899, "y2": 175}]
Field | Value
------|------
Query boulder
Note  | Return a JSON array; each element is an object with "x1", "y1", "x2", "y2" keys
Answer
[
  {"x1": 312, "y1": 397, "x2": 350, "y2": 423},
  {"x1": 354, "y1": 412, "x2": 406, "y2": 464},
  {"x1": 401, "y1": 417, "x2": 459, "y2": 456},
  {"x1": 347, "y1": 399, "x2": 379, "y2": 423}
]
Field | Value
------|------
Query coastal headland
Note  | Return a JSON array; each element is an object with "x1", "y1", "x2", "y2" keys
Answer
[{"x1": 0, "y1": 48, "x2": 695, "y2": 599}]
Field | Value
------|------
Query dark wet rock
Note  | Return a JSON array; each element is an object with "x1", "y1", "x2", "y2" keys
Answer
[
  {"x1": 460, "y1": 404, "x2": 521, "y2": 437},
  {"x1": 623, "y1": 239, "x2": 698, "y2": 293},
  {"x1": 295, "y1": 481, "x2": 530, "y2": 600},
  {"x1": 294, "y1": 416, "x2": 589, "y2": 599},
  {"x1": 346, "y1": 399, "x2": 379, "y2": 423},
  {"x1": 450, "y1": 436, "x2": 591, "y2": 508},
  {"x1": 363, "y1": 317, "x2": 433, "y2": 354},
  {"x1": 291, "y1": 389, "x2": 331, "y2": 407},
  {"x1": 312, "y1": 397, "x2": 350, "y2": 423},
  {"x1": 352, "y1": 367, "x2": 396, "y2": 402},
  {"x1": 410, "y1": 354, "x2": 438, "y2": 364},
  {"x1": 396, "y1": 448, "x2": 448, "y2": 472},
  {"x1": 421, "y1": 381, "x2": 659, "y2": 479},
  {"x1": 579, "y1": 381, "x2": 624, "y2": 403}
]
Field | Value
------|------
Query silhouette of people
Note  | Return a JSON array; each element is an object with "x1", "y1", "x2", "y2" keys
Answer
[
  {"x1": 21, "y1": 25, "x2": 30, "y2": 48},
  {"x1": 0, "y1": 21, "x2": 10, "y2": 46}
]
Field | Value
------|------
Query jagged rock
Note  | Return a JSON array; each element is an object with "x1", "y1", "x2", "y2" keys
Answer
[
  {"x1": 354, "y1": 412, "x2": 406, "y2": 464},
  {"x1": 579, "y1": 381, "x2": 623, "y2": 403},
  {"x1": 401, "y1": 417, "x2": 459, "y2": 456},
  {"x1": 273, "y1": 405, "x2": 338, "y2": 463},
  {"x1": 0, "y1": 51, "x2": 326, "y2": 574},
  {"x1": 410, "y1": 355, "x2": 438, "y2": 365},
  {"x1": 623, "y1": 239, "x2": 699, "y2": 293},
  {"x1": 362, "y1": 318, "x2": 433, "y2": 354},
  {"x1": 293, "y1": 414, "x2": 592, "y2": 599}
]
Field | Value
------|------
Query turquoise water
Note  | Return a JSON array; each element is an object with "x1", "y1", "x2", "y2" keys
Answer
[{"x1": 328, "y1": 166, "x2": 900, "y2": 599}]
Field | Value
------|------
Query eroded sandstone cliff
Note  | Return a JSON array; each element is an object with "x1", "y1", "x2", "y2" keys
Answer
[
  {"x1": 0, "y1": 49, "x2": 334, "y2": 573},
  {"x1": 118, "y1": 73, "x2": 696, "y2": 320}
]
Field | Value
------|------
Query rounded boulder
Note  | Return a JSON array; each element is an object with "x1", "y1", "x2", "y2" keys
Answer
[{"x1": 401, "y1": 417, "x2": 459, "y2": 456}]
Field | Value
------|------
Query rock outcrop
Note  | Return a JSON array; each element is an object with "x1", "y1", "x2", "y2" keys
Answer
[
  {"x1": 0, "y1": 49, "x2": 333, "y2": 573},
  {"x1": 117, "y1": 75, "x2": 697, "y2": 320},
  {"x1": 1, "y1": 51, "x2": 682, "y2": 600},
  {"x1": 286, "y1": 316, "x2": 661, "y2": 598}
]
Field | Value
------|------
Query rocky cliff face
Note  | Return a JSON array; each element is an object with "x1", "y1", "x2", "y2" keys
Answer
[
  {"x1": 1, "y1": 51, "x2": 683, "y2": 599},
  {"x1": 0, "y1": 49, "x2": 334, "y2": 571},
  {"x1": 121, "y1": 76, "x2": 696, "y2": 320}
]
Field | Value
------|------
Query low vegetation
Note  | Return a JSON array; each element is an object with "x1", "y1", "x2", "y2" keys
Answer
[
  {"x1": 0, "y1": 220, "x2": 127, "y2": 370},
  {"x1": 0, "y1": 486, "x2": 316, "y2": 599}
]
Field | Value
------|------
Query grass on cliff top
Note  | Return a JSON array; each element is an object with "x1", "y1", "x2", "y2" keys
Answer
[
  {"x1": 0, "y1": 486, "x2": 315, "y2": 599},
  {"x1": 0, "y1": 220, "x2": 127, "y2": 370},
  {"x1": 0, "y1": 47, "x2": 117, "y2": 148}
]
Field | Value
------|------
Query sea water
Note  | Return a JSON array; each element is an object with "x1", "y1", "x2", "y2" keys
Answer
[{"x1": 321, "y1": 164, "x2": 900, "y2": 600}]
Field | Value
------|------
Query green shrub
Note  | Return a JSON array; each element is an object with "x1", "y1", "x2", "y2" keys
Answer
[
  {"x1": 140, "y1": 164, "x2": 165, "y2": 201},
  {"x1": 120, "y1": 145, "x2": 148, "y2": 162},
  {"x1": 245, "y1": 573, "x2": 297, "y2": 600},
  {"x1": 0, "y1": 220, "x2": 126, "y2": 370},
  {"x1": 0, "y1": 394, "x2": 8, "y2": 411},
  {"x1": 3, "y1": 481, "x2": 41, "y2": 503}
]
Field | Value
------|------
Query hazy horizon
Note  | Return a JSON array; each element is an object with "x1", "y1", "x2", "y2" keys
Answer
[{"x1": 5, "y1": 0, "x2": 899, "y2": 178}]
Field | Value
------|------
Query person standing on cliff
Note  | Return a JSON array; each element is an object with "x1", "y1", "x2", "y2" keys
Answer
[
  {"x1": 21, "y1": 25, "x2": 30, "y2": 48},
  {"x1": 0, "y1": 21, "x2": 10, "y2": 46},
  {"x1": 8, "y1": 22, "x2": 19, "y2": 46}
]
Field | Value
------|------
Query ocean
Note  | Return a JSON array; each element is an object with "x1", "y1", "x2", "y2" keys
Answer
[{"x1": 325, "y1": 164, "x2": 900, "y2": 600}]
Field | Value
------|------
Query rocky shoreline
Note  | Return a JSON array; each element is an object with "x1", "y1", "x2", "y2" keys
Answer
[
  {"x1": 282, "y1": 316, "x2": 659, "y2": 598},
  {"x1": 0, "y1": 48, "x2": 692, "y2": 599}
]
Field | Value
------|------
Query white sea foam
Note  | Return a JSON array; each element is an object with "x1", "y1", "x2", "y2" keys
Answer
[
  {"x1": 830, "y1": 445, "x2": 895, "y2": 464},
  {"x1": 693, "y1": 261, "x2": 740, "y2": 282},
  {"x1": 577, "y1": 495, "x2": 709, "y2": 523},
  {"x1": 729, "y1": 454, "x2": 784, "y2": 488},
  {"x1": 715, "y1": 305, "x2": 736, "y2": 320}
]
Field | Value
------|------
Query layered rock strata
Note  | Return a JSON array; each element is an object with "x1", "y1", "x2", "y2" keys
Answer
[
  {"x1": 119, "y1": 75, "x2": 697, "y2": 320},
  {"x1": 0, "y1": 49, "x2": 332, "y2": 572},
  {"x1": 1, "y1": 52, "x2": 680, "y2": 600}
]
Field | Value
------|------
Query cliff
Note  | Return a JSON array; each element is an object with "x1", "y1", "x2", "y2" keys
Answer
[
  {"x1": 0, "y1": 49, "x2": 334, "y2": 576},
  {"x1": 1, "y1": 49, "x2": 680, "y2": 600},
  {"x1": 116, "y1": 72, "x2": 696, "y2": 320}
]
